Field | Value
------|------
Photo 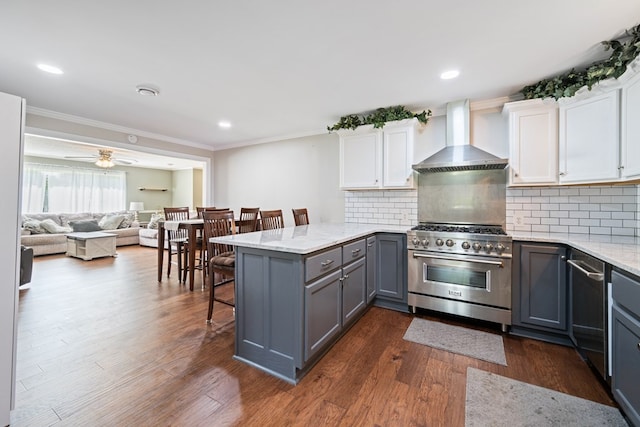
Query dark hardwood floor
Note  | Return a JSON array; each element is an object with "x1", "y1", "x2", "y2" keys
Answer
[{"x1": 12, "y1": 245, "x2": 616, "y2": 426}]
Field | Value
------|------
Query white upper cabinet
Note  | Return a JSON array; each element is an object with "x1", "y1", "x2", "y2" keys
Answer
[
  {"x1": 558, "y1": 90, "x2": 620, "y2": 184},
  {"x1": 503, "y1": 99, "x2": 558, "y2": 186},
  {"x1": 339, "y1": 119, "x2": 416, "y2": 190},
  {"x1": 621, "y1": 71, "x2": 640, "y2": 179}
]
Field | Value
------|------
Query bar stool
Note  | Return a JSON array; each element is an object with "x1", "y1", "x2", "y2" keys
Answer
[
  {"x1": 238, "y1": 207, "x2": 260, "y2": 233},
  {"x1": 202, "y1": 210, "x2": 236, "y2": 323},
  {"x1": 163, "y1": 207, "x2": 190, "y2": 283},
  {"x1": 292, "y1": 208, "x2": 309, "y2": 226},
  {"x1": 259, "y1": 209, "x2": 285, "y2": 230}
]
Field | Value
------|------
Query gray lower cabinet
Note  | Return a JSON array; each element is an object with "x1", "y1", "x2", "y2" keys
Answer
[
  {"x1": 366, "y1": 236, "x2": 377, "y2": 303},
  {"x1": 511, "y1": 242, "x2": 570, "y2": 345},
  {"x1": 611, "y1": 269, "x2": 640, "y2": 426},
  {"x1": 305, "y1": 270, "x2": 342, "y2": 361},
  {"x1": 234, "y1": 236, "x2": 369, "y2": 383},
  {"x1": 373, "y1": 233, "x2": 408, "y2": 312}
]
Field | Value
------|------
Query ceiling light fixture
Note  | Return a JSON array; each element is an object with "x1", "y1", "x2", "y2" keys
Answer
[
  {"x1": 37, "y1": 63, "x2": 63, "y2": 75},
  {"x1": 136, "y1": 85, "x2": 159, "y2": 96},
  {"x1": 440, "y1": 70, "x2": 460, "y2": 80},
  {"x1": 218, "y1": 121, "x2": 232, "y2": 129},
  {"x1": 95, "y1": 150, "x2": 115, "y2": 168}
]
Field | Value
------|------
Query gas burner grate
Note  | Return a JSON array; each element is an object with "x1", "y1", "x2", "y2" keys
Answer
[{"x1": 411, "y1": 223, "x2": 507, "y2": 235}]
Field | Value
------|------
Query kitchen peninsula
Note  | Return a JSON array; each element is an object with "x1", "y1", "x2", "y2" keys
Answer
[{"x1": 210, "y1": 223, "x2": 408, "y2": 384}]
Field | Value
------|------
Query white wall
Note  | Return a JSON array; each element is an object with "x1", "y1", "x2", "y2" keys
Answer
[
  {"x1": 213, "y1": 133, "x2": 344, "y2": 225},
  {"x1": 0, "y1": 92, "x2": 23, "y2": 425}
]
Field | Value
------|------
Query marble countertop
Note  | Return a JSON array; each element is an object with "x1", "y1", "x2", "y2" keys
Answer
[
  {"x1": 210, "y1": 222, "x2": 408, "y2": 255},
  {"x1": 511, "y1": 231, "x2": 640, "y2": 277},
  {"x1": 211, "y1": 223, "x2": 640, "y2": 277}
]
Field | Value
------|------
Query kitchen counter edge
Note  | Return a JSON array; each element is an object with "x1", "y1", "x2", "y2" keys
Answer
[
  {"x1": 511, "y1": 231, "x2": 640, "y2": 277},
  {"x1": 210, "y1": 223, "x2": 408, "y2": 255}
]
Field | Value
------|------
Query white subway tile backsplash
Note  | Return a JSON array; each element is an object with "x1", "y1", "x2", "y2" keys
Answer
[
  {"x1": 345, "y1": 190, "x2": 417, "y2": 226},
  {"x1": 569, "y1": 226, "x2": 589, "y2": 233},
  {"x1": 569, "y1": 211, "x2": 590, "y2": 219},
  {"x1": 590, "y1": 227, "x2": 611, "y2": 235},
  {"x1": 506, "y1": 184, "x2": 639, "y2": 237}
]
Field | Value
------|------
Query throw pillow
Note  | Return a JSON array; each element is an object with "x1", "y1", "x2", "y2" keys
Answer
[
  {"x1": 148, "y1": 213, "x2": 165, "y2": 229},
  {"x1": 69, "y1": 219, "x2": 102, "y2": 232},
  {"x1": 60, "y1": 213, "x2": 93, "y2": 228},
  {"x1": 98, "y1": 214, "x2": 124, "y2": 230},
  {"x1": 40, "y1": 218, "x2": 73, "y2": 234},
  {"x1": 119, "y1": 212, "x2": 135, "y2": 228},
  {"x1": 22, "y1": 218, "x2": 45, "y2": 234}
]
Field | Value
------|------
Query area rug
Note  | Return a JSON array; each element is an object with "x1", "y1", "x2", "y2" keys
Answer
[
  {"x1": 465, "y1": 367, "x2": 628, "y2": 427},
  {"x1": 402, "y1": 318, "x2": 507, "y2": 366}
]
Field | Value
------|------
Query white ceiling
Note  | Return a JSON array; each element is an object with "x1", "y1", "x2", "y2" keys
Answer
[{"x1": 2, "y1": 1, "x2": 640, "y2": 151}]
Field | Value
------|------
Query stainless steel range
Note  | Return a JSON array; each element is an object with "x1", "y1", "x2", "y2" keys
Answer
[
  {"x1": 408, "y1": 99, "x2": 512, "y2": 330},
  {"x1": 407, "y1": 223, "x2": 512, "y2": 331}
]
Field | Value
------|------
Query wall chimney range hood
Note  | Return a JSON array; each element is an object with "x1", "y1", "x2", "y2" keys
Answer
[{"x1": 412, "y1": 99, "x2": 509, "y2": 173}]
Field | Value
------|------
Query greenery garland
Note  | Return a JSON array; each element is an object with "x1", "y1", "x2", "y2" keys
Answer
[
  {"x1": 327, "y1": 106, "x2": 432, "y2": 132},
  {"x1": 522, "y1": 24, "x2": 640, "y2": 100}
]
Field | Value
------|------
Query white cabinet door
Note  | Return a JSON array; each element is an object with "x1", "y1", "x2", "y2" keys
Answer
[
  {"x1": 621, "y1": 72, "x2": 640, "y2": 179},
  {"x1": 504, "y1": 100, "x2": 558, "y2": 186},
  {"x1": 339, "y1": 119, "x2": 416, "y2": 190},
  {"x1": 339, "y1": 131, "x2": 381, "y2": 189},
  {"x1": 559, "y1": 90, "x2": 620, "y2": 184},
  {"x1": 382, "y1": 123, "x2": 415, "y2": 188}
]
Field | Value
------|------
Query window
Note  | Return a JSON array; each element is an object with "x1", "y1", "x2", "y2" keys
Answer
[{"x1": 22, "y1": 163, "x2": 126, "y2": 213}]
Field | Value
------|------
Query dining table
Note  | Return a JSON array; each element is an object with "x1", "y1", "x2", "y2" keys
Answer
[{"x1": 157, "y1": 218, "x2": 204, "y2": 291}]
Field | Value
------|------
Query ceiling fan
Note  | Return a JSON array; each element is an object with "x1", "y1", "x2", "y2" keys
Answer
[{"x1": 64, "y1": 149, "x2": 136, "y2": 168}]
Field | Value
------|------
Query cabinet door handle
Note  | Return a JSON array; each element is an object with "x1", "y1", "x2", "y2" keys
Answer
[
  {"x1": 351, "y1": 249, "x2": 361, "y2": 255},
  {"x1": 320, "y1": 259, "x2": 334, "y2": 267},
  {"x1": 344, "y1": 274, "x2": 349, "y2": 280},
  {"x1": 561, "y1": 256, "x2": 566, "y2": 261},
  {"x1": 637, "y1": 342, "x2": 640, "y2": 351},
  {"x1": 367, "y1": 243, "x2": 374, "y2": 247},
  {"x1": 618, "y1": 165, "x2": 625, "y2": 170},
  {"x1": 559, "y1": 172, "x2": 566, "y2": 176}
]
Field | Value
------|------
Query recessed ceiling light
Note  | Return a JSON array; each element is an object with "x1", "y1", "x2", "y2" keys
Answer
[
  {"x1": 37, "y1": 63, "x2": 63, "y2": 75},
  {"x1": 440, "y1": 70, "x2": 460, "y2": 80},
  {"x1": 136, "y1": 85, "x2": 159, "y2": 96},
  {"x1": 218, "y1": 121, "x2": 232, "y2": 129}
]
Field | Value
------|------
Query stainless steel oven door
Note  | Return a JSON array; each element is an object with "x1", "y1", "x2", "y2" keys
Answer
[{"x1": 408, "y1": 250, "x2": 511, "y2": 309}]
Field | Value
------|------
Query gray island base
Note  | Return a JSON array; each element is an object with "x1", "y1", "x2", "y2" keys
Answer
[{"x1": 211, "y1": 223, "x2": 408, "y2": 384}]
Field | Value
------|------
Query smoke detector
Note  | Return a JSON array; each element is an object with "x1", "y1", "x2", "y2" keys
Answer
[{"x1": 136, "y1": 85, "x2": 159, "y2": 96}]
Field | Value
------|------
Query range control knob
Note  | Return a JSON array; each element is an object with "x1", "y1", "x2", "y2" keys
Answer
[
  {"x1": 421, "y1": 239, "x2": 429, "y2": 247},
  {"x1": 412, "y1": 237, "x2": 420, "y2": 246},
  {"x1": 496, "y1": 243, "x2": 506, "y2": 254},
  {"x1": 435, "y1": 238, "x2": 444, "y2": 247},
  {"x1": 472, "y1": 242, "x2": 481, "y2": 252},
  {"x1": 461, "y1": 241, "x2": 471, "y2": 250},
  {"x1": 445, "y1": 239, "x2": 455, "y2": 247},
  {"x1": 484, "y1": 243, "x2": 494, "y2": 253}
]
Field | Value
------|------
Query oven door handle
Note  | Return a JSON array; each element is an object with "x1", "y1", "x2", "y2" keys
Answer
[{"x1": 412, "y1": 252, "x2": 504, "y2": 267}]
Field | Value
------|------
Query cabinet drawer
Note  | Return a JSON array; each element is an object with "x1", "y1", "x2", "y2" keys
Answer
[
  {"x1": 305, "y1": 247, "x2": 342, "y2": 283},
  {"x1": 612, "y1": 270, "x2": 640, "y2": 318},
  {"x1": 343, "y1": 238, "x2": 366, "y2": 264}
]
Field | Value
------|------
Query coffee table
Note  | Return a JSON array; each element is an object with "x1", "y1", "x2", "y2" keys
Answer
[{"x1": 66, "y1": 231, "x2": 117, "y2": 260}]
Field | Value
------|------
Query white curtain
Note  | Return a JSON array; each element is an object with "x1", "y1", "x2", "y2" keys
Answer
[{"x1": 22, "y1": 163, "x2": 126, "y2": 213}]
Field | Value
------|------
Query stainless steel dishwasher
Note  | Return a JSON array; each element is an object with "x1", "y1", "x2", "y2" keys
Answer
[{"x1": 568, "y1": 249, "x2": 607, "y2": 382}]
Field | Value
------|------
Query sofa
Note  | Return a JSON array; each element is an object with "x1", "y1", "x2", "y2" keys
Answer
[
  {"x1": 138, "y1": 213, "x2": 168, "y2": 249},
  {"x1": 21, "y1": 212, "x2": 140, "y2": 256}
]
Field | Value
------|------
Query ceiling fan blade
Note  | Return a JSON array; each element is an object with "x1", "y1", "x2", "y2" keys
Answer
[
  {"x1": 114, "y1": 159, "x2": 135, "y2": 165},
  {"x1": 64, "y1": 156, "x2": 97, "y2": 160}
]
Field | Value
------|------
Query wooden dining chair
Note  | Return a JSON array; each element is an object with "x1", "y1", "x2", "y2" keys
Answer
[
  {"x1": 202, "y1": 210, "x2": 236, "y2": 323},
  {"x1": 196, "y1": 207, "x2": 229, "y2": 283},
  {"x1": 163, "y1": 207, "x2": 190, "y2": 283},
  {"x1": 292, "y1": 208, "x2": 309, "y2": 226},
  {"x1": 259, "y1": 209, "x2": 285, "y2": 230},
  {"x1": 238, "y1": 207, "x2": 260, "y2": 233}
]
